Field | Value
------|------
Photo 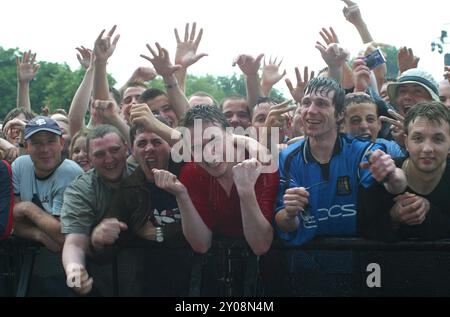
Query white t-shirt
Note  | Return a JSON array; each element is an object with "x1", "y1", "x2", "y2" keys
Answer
[{"x1": 12, "y1": 155, "x2": 83, "y2": 216}]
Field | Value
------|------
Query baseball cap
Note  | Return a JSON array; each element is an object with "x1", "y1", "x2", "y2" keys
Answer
[
  {"x1": 387, "y1": 68, "x2": 440, "y2": 106},
  {"x1": 24, "y1": 116, "x2": 62, "y2": 140}
]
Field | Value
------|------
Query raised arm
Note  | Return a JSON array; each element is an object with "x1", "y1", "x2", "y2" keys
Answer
[
  {"x1": 118, "y1": 66, "x2": 157, "y2": 97},
  {"x1": 174, "y1": 22, "x2": 208, "y2": 92},
  {"x1": 285, "y1": 66, "x2": 315, "y2": 104},
  {"x1": 315, "y1": 40, "x2": 349, "y2": 85},
  {"x1": 261, "y1": 57, "x2": 286, "y2": 96},
  {"x1": 93, "y1": 25, "x2": 120, "y2": 100},
  {"x1": 141, "y1": 42, "x2": 189, "y2": 123},
  {"x1": 233, "y1": 53, "x2": 264, "y2": 113},
  {"x1": 91, "y1": 99, "x2": 130, "y2": 144},
  {"x1": 153, "y1": 169, "x2": 212, "y2": 254},
  {"x1": 318, "y1": 27, "x2": 353, "y2": 88},
  {"x1": 342, "y1": 0, "x2": 373, "y2": 43},
  {"x1": 397, "y1": 47, "x2": 420, "y2": 74},
  {"x1": 16, "y1": 50, "x2": 40, "y2": 111},
  {"x1": 68, "y1": 47, "x2": 95, "y2": 137}
]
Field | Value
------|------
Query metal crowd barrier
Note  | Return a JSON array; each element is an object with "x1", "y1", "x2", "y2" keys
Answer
[{"x1": 2, "y1": 236, "x2": 450, "y2": 296}]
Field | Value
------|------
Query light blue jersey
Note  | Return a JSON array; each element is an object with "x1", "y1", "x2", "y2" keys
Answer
[{"x1": 275, "y1": 134, "x2": 383, "y2": 246}]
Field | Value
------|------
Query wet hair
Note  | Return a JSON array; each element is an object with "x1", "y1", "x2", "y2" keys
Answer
[
  {"x1": 304, "y1": 77, "x2": 346, "y2": 116},
  {"x1": 69, "y1": 128, "x2": 91, "y2": 159},
  {"x1": 129, "y1": 115, "x2": 170, "y2": 145},
  {"x1": 343, "y1": 93, "x2": 379, "y2": 115},
  {"x1": 138, "y1": 88, "x2": 167, "y2": 103},
  {"x1": 86, "y1": 124, "x2": 126, "y2": 154},
  {"x1": 179, "y1": 104, "x2": 230, "y2": 130},
  {"x1": 404, "y1": 101, "x2": 450, "y2": 135}
]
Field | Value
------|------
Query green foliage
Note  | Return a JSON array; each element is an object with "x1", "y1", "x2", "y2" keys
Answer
[
  {"x1": 148, "y1": 73, "x2": 286, "y2": 105},
  {"x1": 0, "y1": 46, "x2": 116, "y2": 120}
]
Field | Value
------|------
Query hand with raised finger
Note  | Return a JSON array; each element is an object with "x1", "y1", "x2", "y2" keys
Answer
[
  {"x1": 76, "y1": 46, "x2": 93, "y2": 70},
  {"x1": 232, "y1": 53, "x2": 264, "y2": 77},
  {"x1": 315, "y1": 42, "x2": 349, "y2": 68},
  {"x1": 174, "y1": 22, "x2": 208, "y2": 69},
  {"x1": 93, "y1": 25, "x2": 120, "y2": 62},
  {"x1": 16, "y1": 50, "x2": 40, "y2": 83},
  {"x1": 261, "y1": 56, "x2": 287, "y2": 88},
  {"x1": 152, "y1": 168, "x2": 187, "y2": 196},
  {"x1": 285, "y1": 67, "x2": 315, "y2": 103},
  {"x1": 319, "y1": 27, "x2": 339, "y2": 45},
  {"x1": 130, "y1": 103, "x2": 158, "y2": 131},
  {"x1": 141, "y1": 42, "x2": 182, "y2": 78},
  {"x1": 397, "y1": 46, "x2": 420, "y2": 74},
  {"x1": 91, "y1": 218, "x2": 128, "y2": 250},
  {"x1": 283, "y1": 187, "x2": 309, "y2": 218},
  {"x1": 264, "y1": 100, "x2": 293, "y2": 129},
  {"x1": 342, "y1": 0, "x2": 363, "y2": 26}
]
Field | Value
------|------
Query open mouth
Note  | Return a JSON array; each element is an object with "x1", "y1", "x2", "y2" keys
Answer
[{"x1": 358, "y1": 133, "x2": 372, "y2": 140}]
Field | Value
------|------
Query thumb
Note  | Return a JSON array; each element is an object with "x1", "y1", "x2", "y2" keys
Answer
[
  {"x1": 118, "y1": 221, "x2": 128, "y2": 231},
  {"x1": 359, "y1": 162, "x2": 370, "y2": 170}
]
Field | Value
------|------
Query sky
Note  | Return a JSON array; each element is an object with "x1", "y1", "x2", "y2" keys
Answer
[{"x1": 0, "y1": 0, "x2": 449, "y2": 95}]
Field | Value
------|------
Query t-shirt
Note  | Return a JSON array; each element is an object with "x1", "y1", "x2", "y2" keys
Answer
[
  {"x1": 275, "y1": 134, "x2": 382, "y2": 246},
  {"x1": 359, "y1": 158, "x2": 450, "y2": 241},
  {"x1": 12, "y1": 155, "x2": 83, "y2": 216},
  {"x1": 179, "y1": 163, "x2": 279, "y2": 237},
  {"x1": 60, "y1": 167, "x2": 130, "y2": 235}
]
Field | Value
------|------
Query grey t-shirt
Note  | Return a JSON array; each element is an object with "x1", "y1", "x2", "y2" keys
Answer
[
  {"x1": 60, "y1": 168, "x2": 130, "y2": 235},
  {"x1": 12, "y1": 155, "x2": 83, "y2": 216}
]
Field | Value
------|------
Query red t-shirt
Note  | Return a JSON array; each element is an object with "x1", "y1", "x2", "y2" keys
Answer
[{"x1": 179, "y1": 163, "x2": 279, "y2": 237}]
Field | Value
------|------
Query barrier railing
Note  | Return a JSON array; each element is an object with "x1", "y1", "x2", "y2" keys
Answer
[{"x1": 2, "y1": 236, "x2": 450, "y2": 297}]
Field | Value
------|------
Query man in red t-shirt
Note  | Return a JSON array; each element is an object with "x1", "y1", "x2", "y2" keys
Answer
[{"x1": 152, "y1": 105, "x2": 279, "y2": 256}]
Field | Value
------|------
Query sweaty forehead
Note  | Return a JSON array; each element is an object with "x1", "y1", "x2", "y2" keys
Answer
[{"x1": 124, "y1": 87, "x2": 146, "y2": 99}]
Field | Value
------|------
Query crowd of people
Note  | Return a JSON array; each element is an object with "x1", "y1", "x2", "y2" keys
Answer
[{"x1": 1, "y1": 0, "x2": 450, "y2": 296}]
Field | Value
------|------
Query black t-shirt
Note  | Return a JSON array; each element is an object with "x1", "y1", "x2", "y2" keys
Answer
[{"x1": 358, "y1": 158, "x2": 450, "y2": 241}]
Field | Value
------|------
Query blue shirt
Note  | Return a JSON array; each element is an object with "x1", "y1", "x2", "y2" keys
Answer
[{"x1": 275, "y1": 134, "x2": 383, "y2": 246}]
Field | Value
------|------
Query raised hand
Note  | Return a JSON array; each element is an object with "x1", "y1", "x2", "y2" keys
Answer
[
  {"x1": 342, "y1": 0, "x2": 363, "y2": 26},
  {"x1": 141, "y1": 42, "x2": 182, "y2": 78},
  {"x1": 397, "y1": 47, "x2": 420, "y2": 74},
  {"x1": 320, "y1": 27, "x2": 339, "y2": 45},
  {"x1": 129, "y1": 103, "x2": 158, "y2": 130},
  {"x1": 232, "y1": 53, "x2": 264, "y2": 76},
  {"x1": 76, "y1": 46, "x2": 93, "y2": 70},
  {"x1": 261, "y1": 56, "x2": 287, "y2": 89},
  {"x1": 16, "y1": 50, "x2": 40, "y2": 83},
  {"x1": 174, "y1": 22, "x2": 208, "y2": 68},
  {"x1": 380, "y1": 109, "x2": 406, "y2": 147},
  {"x1": 93, "y1": 25, "x2": 120, "y2": 62},
  {"x1": 264, "y1": 100, "x2": 293, "y2": 129},
  {"x1": 91, "y1": 99, "x2": 120, "y2": 124},
  {"x1": 315, "y1": 42, "x2": 349, "y2": 68},
  {"x1": 285, "y1": 66, "x2": 315, "y2": 103}
]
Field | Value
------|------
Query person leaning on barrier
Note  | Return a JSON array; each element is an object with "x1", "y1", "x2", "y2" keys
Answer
[
  {"x1": 274, "y1": 77, "x2": 407, "y2": 246},
  {"x1": 61, "y1": 124, "x2": 132, "y2": 295},
  {"x1": 12, "y1": 116, "x2": 83, "y2": 252},
  {"x1": 359, "y1": 102, "x2": 450, "y2": 241}
]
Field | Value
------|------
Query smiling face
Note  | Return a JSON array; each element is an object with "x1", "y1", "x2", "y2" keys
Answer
[
  {"x1": 70, "y1": 136, "x2": 91, "y2": 172},
  {"x1": 344, "y1": 102, "x2": 381, "y2": 142},
  {"x1": 146, "y1": 95, "x2": 178, "y2": 128},
  {"x1": 222, "y1": 99, "x2": 251, "y2": 129},
  {"x1": 25, "y1": 132, "x2": 64, "y2": 178},
  {"x1": 132, "y1": 130, "x2": 171, "y2": 182},
  {"x1": 300, "y1": 90, "x2": 340, "y2": 139},
  {"x1": 88, "y1": 132, "x2": 128, "y2": 184},
  {"x1": 396, "y1": 84, "x2": 431, "y2": 116},
  {"x1": 405, "y1": 117, "x2": 450, "y2": 174},
  {"x1": 188, "y1": 122, "x2": 232, "y2": 179}
]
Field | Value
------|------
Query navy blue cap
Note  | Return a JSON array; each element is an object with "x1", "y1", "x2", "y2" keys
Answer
[{"x1": 24, "y1": 116, "x2": 62, "y2": 140}]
